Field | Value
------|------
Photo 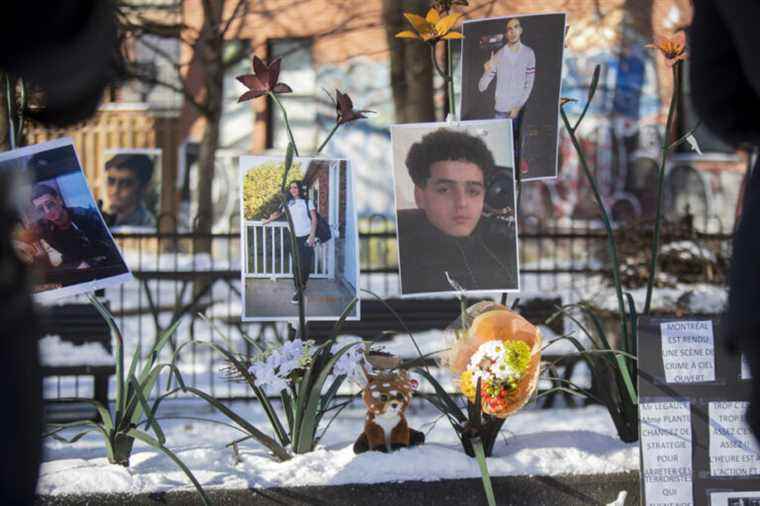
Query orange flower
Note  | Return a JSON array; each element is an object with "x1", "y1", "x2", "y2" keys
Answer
[
  {"x1": 395, "y1": 8, "x2": 463, "y2": 43},
  {"x1": 647, "y1": 32, "x2": 687, "y2": 67}
]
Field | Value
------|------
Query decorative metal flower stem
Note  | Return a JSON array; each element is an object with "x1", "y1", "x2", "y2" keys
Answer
[
  {"x1": 644, "y1": 62, "x2": 681, "y2": 314},
  {"x1": 269, "y1": 91, "x2": 300, "y2": 157},
  {"x1": 430, "y1": 45, "x2": 448, "y2": 82},
  {"x1": 560, "y1": 107, "x2": 629, "y2": 347},
  {"x1": 316, "y1": 122, "x2": 340, "y2": 154},
  {"x1": 447, "y1": 41, "x2": 456, "y2": 118},
  {"x1": 429, "y1": 42, "x2": 457, "y2": 118}
]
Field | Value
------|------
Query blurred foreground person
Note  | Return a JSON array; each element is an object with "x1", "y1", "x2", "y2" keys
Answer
[
  {"x1": 0, "y1": 2, "x2": 121, "y2": 503},
  {"x1": 690, "y1": 1, "x2": 760, "y2": 442}
]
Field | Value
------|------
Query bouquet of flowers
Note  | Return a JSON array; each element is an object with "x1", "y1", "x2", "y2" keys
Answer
[{"x1": 446, "y1": 301, "x2": 542, "y2": 419}]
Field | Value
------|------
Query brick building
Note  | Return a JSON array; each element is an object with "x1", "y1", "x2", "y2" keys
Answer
[{"x1": 27, "y1": 0, "x2": 745, "y2": 231}]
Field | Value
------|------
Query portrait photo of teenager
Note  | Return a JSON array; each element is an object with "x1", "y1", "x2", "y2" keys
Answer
[
  {"x1": 460, "y1": 13, "x2": 566, "y2": 180},
  {"x1": 0, "y1": 138, "x2": 131, "y2": 301},
  {"x1": 240, "y1": 157, "x2": 359, "y2": 321},
  {"x1": 391, "y1": 120, "x2": 519, "y2": 296},
  {"x1": 101, "y1": 148, "x2": 161, "y2": 231}
]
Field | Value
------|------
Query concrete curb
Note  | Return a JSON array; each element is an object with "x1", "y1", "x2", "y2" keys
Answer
[{"x1": 36, "y1": 471, "x2": 640, "y2": 505}]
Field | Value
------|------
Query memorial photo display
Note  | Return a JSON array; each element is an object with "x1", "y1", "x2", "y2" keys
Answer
[
  {"x1": 460, "y1": 12, "x2": 566, "y2": 180},
  {"x1": 0, "y1": 138, "x2": 132, "y2": 301},
  {"x1": 638, "y1": 317, "x2": 760, "y2": 506},
  {"x1": 390, "y1": 120, "x2": 520, "y2": 296},
  {"x1": 239, "y1": 157, "x2": 360, "y2": 321},
  {"x1": 101, "y1": 148, "x2": 162, "y2": 231}
]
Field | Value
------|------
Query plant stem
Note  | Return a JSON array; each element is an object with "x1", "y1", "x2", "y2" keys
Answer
[
  {"x1": 644, "y1": 63, "x2": 681, "y2": 314},
  {"x1": 560, "y1": 109, "x2": 628, "y2": 347},
  {"x1": 430, "y1": 43, "x2": 451, "y2": 91},
  {"x1": 447, "y1": 40, "x2": 456, "y2": 118},
  {"x1": 316, "y1": 122, "x2": 340, "y2": 154},
  {"x1": 269, "y1": 92, "x2": 300, "y2": 157}
]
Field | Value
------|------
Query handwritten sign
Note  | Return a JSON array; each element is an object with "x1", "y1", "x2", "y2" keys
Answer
[
  {"x1": 660, "y1": 321, "x2": 715, "y2": 383},
  {"x1": 709, "y1": 401, "x2": 760, "y2": 477},
  {"x1": 640, "y1": 401, "x2": 693, "y2": 505}
]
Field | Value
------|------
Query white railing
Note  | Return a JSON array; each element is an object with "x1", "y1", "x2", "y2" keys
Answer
[{"x1": 243, "y1": 221, "x2": 331, "y2": 279}]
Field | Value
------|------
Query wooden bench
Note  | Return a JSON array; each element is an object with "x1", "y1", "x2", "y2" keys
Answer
[{"x1": 40, "y1": 303, "x2": 115, "y2": 411}]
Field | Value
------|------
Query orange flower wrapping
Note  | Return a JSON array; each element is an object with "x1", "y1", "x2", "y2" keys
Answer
[{"x1": 446, "y1": 302, "x2": 542, "y2": 418}]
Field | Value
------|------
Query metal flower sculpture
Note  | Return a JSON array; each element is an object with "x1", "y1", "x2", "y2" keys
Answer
[
  {"x1": 336, "y1": 90, "x2": 373, "y2": 125},
  {"x1": 236, "y1": 55, "x2": 293, "y2": 102},
  {"x1": 395, "y1": 8, "x2": 463, "y2": 43},
  {"x1": 647, "y1": 31, "x2": 687, "y2": 67}
]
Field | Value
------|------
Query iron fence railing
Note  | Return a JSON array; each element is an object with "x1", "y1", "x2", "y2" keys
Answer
[{"x1": 41, "y1": 214, "x2": 732, "y2": 405}]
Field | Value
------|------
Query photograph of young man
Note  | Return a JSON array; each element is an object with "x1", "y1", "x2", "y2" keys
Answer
[
  {"x1": 262, "y1": 180, "x2": 317, "y2": 304},
  {"x1": 395, "y1": 127, "x2": 518, "y2": 295},
  {"x1": 30, "y1": 183, "x2": 121, "y2": 270},
  {"x1": 104, "y1": 153, "x2": 156, "y2": 228},
  {"x1": 478, "y1": 17, "x2": 535, "y2": 166},
  {"x1": 461, "y1": 13, "x2": 566, "y2": 180}
]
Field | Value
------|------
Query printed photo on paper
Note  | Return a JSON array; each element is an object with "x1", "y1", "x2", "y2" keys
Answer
[
  {"x1": 391, "y1": 120, "x2": 519, "y2": 296},
  {"x1": 101, "y1": 148, "x2": 161, "y2": 232},
  {"x1": 460, "y1": 12, "x2": 566, "y2": 180},
  {"x1": 240, "y1": 157, "x2": 360, "y2": 321},
  {"x1": 0, "y1": 138, "x2": 132, "y2": 301}
]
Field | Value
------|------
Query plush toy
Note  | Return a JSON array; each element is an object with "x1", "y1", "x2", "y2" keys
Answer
[{"x1": 353, "y1": 367, "x2": 425, "y2": 453}]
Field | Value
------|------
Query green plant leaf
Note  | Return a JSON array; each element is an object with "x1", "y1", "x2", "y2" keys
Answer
[
  {"x1": 53, "y1": 397, "x2": 113, "y2": 431},
  {"x1": 414, "y1": 368, "x2": 466, "y2": 423},
  {"x1": 295, "y1": 341, "x2": 357, "y2": 453},
  {"x1": 171, "y1": 338, "x2": 290, "y2": 447},
  {"x1": 614, "y1": 355, "x2": 638, "y2": 405},
  {"x1": 49, "y1": 429, "x2": 97, "y2": 444},
  {"x1": 281, "y1": 389, "x2": 295, "y2": 436},
  {"x1": 320, "y1": 374, "x2": 346, "y2": 413},
  {"x1": 472, "y1": 437, "x2": 496, "y2": 506},
  {"x1": 468, "y1": 378, "x2": 483, "y2": 430},
  {"x1": 126, "y1": 428, "x2": 212, "y2": 506},
  {"x1": 88, "y1": 295, "x2": 126, "y2": 430},
  {"x1": 180, "y1": 386, "x2": 291, "y2": 462},
  {"x1": 573, "y1": 64, "x2": 601, "y2": 131},
  {"x1": 128, "y1": 376, "x2": 165, "y2": 445}
]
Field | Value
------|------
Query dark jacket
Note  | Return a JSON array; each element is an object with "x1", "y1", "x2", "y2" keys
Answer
[
  {"x1": 39, "y1": 206, "x2": 120, "y2": 268},
  {"x1": 691, "y1": 0, "x2": 760, "y2": 438},
  {"x1": 397, "y1": 208, "x2": 518, "y2": 294}
]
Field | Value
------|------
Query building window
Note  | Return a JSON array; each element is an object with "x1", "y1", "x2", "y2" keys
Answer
[{"x1": 267, "y1": 38, "x2": 317, "y2": 151}]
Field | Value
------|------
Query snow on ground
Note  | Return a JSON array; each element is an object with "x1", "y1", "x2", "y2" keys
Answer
[
  {"x1": 38, "y1": 400, "x2": 637, "y2": 496},
  {"x1": 40, "y1": 335, "x2": 113, "y2": 367},
  {"x1": 589, "y1": 282, "x2": 727, "y2": 315}
]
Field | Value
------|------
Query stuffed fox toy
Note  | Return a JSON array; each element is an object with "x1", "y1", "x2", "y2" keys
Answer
[{"x1": 353, "y1": 368, "x2": 425, "y2": 453}]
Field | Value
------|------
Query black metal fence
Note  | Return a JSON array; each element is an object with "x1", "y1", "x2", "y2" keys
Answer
[{"x1": 41, "y1": 214, "x2": 732, "y2": 404}]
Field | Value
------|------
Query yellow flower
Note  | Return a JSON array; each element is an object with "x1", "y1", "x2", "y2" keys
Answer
[
  {"x1": 395, "y1": 8, "x2": 464, "y2": 43},
  {"x1": 646, "y1": 32, "x2": 687, "y2": 67},
  {"x1": 459, "y1": 370, "x2": 476, "y2": 402}
]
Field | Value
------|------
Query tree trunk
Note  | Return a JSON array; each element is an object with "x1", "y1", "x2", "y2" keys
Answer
[
  {"x1": 194, "y1": 108, "x2": 220, "y2": 254},
  {"x1": 382, "y1": 0, "x2": 435, "y2": 123},
  {"x1": 193, "y1": 0, "x2": 225, "y2": 255}
]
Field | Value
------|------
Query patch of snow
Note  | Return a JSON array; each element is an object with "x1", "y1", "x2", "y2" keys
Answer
[
  {"x1": 39, "y1": 335, "x2": 113, "y2": 367},
  {"x1": 38, "y1": 401, "x2": 637, "y2": 496},
  {"x1": 588, "y1": 283, "x2": 727, "y2": 315}
]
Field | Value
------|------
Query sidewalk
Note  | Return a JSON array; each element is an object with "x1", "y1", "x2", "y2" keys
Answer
[{"x1": 245, "y1": 277, "x2": 356, "y2": 320}]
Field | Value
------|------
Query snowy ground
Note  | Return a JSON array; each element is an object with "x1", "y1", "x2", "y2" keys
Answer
[{"x1": 38, "y1": 400, "x2": 637, "y2": 496}]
